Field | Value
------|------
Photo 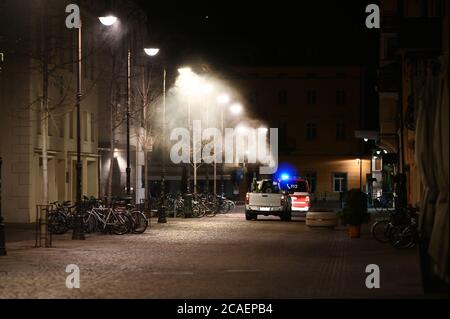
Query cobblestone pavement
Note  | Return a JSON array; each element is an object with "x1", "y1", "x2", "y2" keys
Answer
[{"x1": 0, "y1": 207, "x2": 428, "y2": 299}]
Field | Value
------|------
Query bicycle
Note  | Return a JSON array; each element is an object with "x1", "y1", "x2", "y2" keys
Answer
[
  {"x1": 388, "y1": 206, "x2": 419, "y2": 249},
  {"x1": 371, "y1": 205, "x2": 419, "y2": 248},
  {"x1": 83, "y1": 206, "x2": 131, "y2": 235},
  {"x1": 48, "y1": 201, "x2": 75, "y2": 235}
]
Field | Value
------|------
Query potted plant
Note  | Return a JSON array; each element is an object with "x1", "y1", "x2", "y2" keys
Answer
[{"x1": 339, "y1": 189, "x2": 369, "y2": 238}]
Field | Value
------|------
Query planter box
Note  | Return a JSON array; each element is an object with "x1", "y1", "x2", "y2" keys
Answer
[{"x1": 306, "y1": 211, "x2": 338, "y2": 227}]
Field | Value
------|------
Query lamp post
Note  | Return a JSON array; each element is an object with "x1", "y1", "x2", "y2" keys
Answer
[
  {"x1": 125, "y1": 48, "x2": 132, "y2": 202},
  {"x1": 72, "y1": 21, "x2": 85, "y2": 240},
  {"x1": 215, "y1": 93, "x2": 229, "y2": 196},
  {"x1": 144, "y1": 47, "x2": 166, "y2": 223},
  {"x1": 198, "y1": 83, "x2": 213, "y2": 194},
  {"x1": 72, "y1": 15, "x2": 119, "y2": 240},
  {"x1": 178, "y1": 67, "x2": 193, "y2": 195},
  {"x1": 99, "y1": 15, "x2": 135, "y2": 204},
  {"x1": 0, "y1": 157, "x2": 6, "y2": 255}
]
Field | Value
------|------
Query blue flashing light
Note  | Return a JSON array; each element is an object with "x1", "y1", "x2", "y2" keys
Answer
[{"x1": 280, "y1": 173, "x2": 290, "y2": 180}]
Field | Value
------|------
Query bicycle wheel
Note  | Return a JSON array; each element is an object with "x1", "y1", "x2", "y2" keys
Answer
[
  {"x1": 48, "y1": 212, "x2": 69, "y2": 235},
  {"x1": 389, "y1": 225, "x2": 413, "y2": 249},
  {"x1": 111, "y1": 213, "x2": 131, "y2": 235},
  {"x1": 371, "y1": 220, "x2": 391, "y2": 243},
  {"x1": 131, "y1": 211, "x2": 148, "y2": 234},
  {"x1": 227, "y1": 201, "x2": 235, "y2": 212},
  {"x1": 82, "y1": 212, "x2": 97, "y2": 234}
]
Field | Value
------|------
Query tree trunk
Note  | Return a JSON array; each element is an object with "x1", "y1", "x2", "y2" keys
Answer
[
  {"x1": 40, "y1": 0, "x2": 49, "y2": 247},
  {"x1": 107, "y1": 126, "x2": 114, "y2": 205},
  {"x1": 144, "y1": 150, "x2": 149, "y2": 211}
]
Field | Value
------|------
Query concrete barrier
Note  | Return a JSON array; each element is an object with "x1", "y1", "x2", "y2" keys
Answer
[{"x1": 306, "y1": 210, "x2": 339, "y2": 228}]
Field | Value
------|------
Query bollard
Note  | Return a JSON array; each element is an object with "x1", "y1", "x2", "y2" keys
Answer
[
  {"x1": 158, "y1": 196, "x2": 167, "y2": 223},
  {"x1": 183, "y1": 193, "x2": 193, "y2": 218}
]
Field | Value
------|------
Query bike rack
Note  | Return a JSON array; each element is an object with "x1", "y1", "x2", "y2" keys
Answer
[{"x1": 35, "y1": 204, "x2": 54, "y2": 248}]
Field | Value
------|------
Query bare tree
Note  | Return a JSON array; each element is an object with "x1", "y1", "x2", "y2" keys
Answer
[{"x1": 133, "y1": 64, "x2": 161, "y2": 208}]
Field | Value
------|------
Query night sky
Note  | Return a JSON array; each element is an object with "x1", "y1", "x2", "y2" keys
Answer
[{"x1": 136, "y1": 0, "x2": 380, "y2": 67}]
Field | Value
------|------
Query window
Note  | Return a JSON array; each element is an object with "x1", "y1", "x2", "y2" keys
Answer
[
  {"x1": 304, "y1": 172, "x2": 317, "y2": 193},
  {"x1": 83, "y1": 112, "x2": 88, "y2": 141},
  {"x1": 333, "y1": 173, "x2": 347, "y2": 192},
  {"x1": 48, "y1": 116, "x2": 53, "y2": 137},
  {"x1": 278, "y1": 90, "x2": 287, "y2": 105},
  {"x1": 336, "y1": 122, "x2": 346, "y2": 140},
  {"x1": 279, "y1": 122, "x2": 288, "y2": 150},
  {"x1": 373, "y1": 157, "x2": 382, "y2": 171},
  {"x1": 69, "y1": 111, "x2": 74, "y2": 139},
  {"x1": 37, "y1": 109, "x2": 42, "y2": 135},
  {"x1": 306, "y1": 123, "x2": 317, "y2": 140},
  {"x1": 58, "y1": 115, "x2": 64, "y2": 138},
  {"x1": 336, "y1": 90, "x2": 346, "y2": 105},
  {"x1": 90, "y1": 113, "x2": 95, "y2": 142},
  {"x1": 307, "y1": 90, "x2": 317, "y2": 105}
]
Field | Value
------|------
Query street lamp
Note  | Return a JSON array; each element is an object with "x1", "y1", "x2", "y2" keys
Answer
[
  {"x1": 99, "y1": 15, "x2": 134, "y2": 204},
  {"x1": 229, "y1": 103, "x2": 243, "y2": 116},
  {"x1": 71, "y1": 16, "x2": 87, "y2": 240},
  {"x1": 98, "y1": 16, "x2": 117, "y2": 26},
  {"x1": 201, "y1": 83, "x2": 214, "y2": 194},
  {"x1": 144, "y1": 48, "x2": 167, "y2": 223},
  {"x1": 72, "y1": 15, "x2": 120, "y2": 240},
  {"x1": 144, "y1": 48, "x2": 160, "y2": 57},
  {"x1": 216, "y1": 94, "x2": 229, "y2": 196}
]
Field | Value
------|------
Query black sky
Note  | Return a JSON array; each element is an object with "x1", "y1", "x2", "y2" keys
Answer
[{"x1": 136, "y1": 0, "x2": 379, "y2": 67}]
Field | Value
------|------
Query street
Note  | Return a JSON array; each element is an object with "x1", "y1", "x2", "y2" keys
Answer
[{"x1": 0, "y1": 206, "x2": 425, "y2": 299}]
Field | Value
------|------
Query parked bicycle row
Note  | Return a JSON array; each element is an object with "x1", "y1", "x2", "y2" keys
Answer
[
  {"x1": 46, "y1": 192, "x2": 236, "y2": 235},
  {"x1": 371, "y1": 205, "x2": 419, "y2": 249},
  {"x1": 146, "y1": 192, "x2": 236, "y2": 218},
  {"x1": 47, "y1": 196, "x2": 148, "y2": 236}
]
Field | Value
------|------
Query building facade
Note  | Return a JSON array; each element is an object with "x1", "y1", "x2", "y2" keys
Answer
[
  {"x1": 0, "y1": 0, "x2": 146, "y2": 223},
  {"x1": 229, "y1": 66, "x2": 371, "y2": 200},
  {"x1": 377, "y1": 0, "x2": 448, "y2": 289}
]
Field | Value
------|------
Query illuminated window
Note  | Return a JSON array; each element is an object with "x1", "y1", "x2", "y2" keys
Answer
[{"x1": 333, "y1": 173, "x2": 347, "y2": 192}]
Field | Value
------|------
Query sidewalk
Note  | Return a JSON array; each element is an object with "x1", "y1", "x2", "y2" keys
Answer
[{"x1": 0, "y1": 212, "x2": 445, "y2": 299}]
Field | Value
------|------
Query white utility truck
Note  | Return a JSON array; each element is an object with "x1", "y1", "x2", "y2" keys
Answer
[{"x1": 245, "y1": 179, "x2": 292, "y2": 221}]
